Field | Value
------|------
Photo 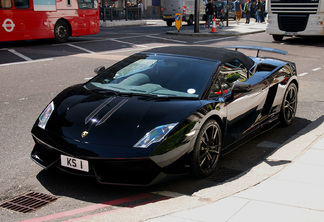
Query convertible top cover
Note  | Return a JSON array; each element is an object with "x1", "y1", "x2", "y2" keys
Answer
[{"x1": 142, "y1": 46, "x2": 255, "y2": 70}]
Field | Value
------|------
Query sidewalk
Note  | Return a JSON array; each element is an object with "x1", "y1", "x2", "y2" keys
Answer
[
  {"x1": 100, "y1": 18, "x2": 267, "y2": 37},
  {"x1": 83, "y1": 116, "x2": 324, "y2": 222},
  {"x1": 146, "y1": 116, "x2": 324, "y2": 222}
]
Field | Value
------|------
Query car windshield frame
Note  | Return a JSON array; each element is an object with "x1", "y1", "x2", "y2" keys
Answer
[{"x1": 85, "y1": 53, "x2": 219, "y2": 100}]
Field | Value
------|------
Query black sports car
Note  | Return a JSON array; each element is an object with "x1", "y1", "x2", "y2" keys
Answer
[{"x1": 31, "y1": 46, "x2": 298, "y2": 186}]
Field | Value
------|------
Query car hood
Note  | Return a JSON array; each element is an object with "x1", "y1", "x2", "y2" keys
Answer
[{"x1": 46, "y1": 85, "x2": 202, "y2": 148}]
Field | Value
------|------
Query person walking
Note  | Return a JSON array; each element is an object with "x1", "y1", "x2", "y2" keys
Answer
[
  {"x1": 234, "y1": 0, "x2": 242, "y2": 25},
  {"x1": 244, "y1": 0, "x2": 251, "y2": 24},
  {"x1": 260, "y1": 0, "x2": 265, "y2": 23},
  {"x1": 205, "y1": 0, "x2": 214, "y2": 29},
  {"x1": 255, "y1": 0, "x2": 262, "y2": 23}
]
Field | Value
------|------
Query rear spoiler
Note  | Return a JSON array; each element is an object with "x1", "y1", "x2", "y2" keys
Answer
[{"x1": 223, "y1": 45, "x2": 288, "y2": 57}]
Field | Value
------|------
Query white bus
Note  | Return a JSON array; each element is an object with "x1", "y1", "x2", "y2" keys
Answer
[{"x1": 266, "y1": 0, "x2": 324, "y2": 41}]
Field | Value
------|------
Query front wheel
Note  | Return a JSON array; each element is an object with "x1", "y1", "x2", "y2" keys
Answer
[
  {"x1": 218, "y1": 20, "x2": 224, "y2": 29},
  {"x1": 190, "y1": 119, "x2": 222, "y2": 178},
  {"x1": 280, "y1": 83, "x2": 298, "y2": 126},
  {"x1": 54, "y1": 20, "x2": 70, "y2": 43},
  {"x1": 273, "y1": 35, "x2": 284, "y2": 41}
]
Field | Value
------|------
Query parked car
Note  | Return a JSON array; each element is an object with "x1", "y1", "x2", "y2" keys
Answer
[{"x1": 31, "y1": 46, "x2": 298, "y2": 186}]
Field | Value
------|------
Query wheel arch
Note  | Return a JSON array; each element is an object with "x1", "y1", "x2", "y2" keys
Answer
[
  {"x1": 205, "y1": 114, "x2": 225, "y2": 139},
  {"x1": 56, "y1": 18, "x2": 72, "y2": 37},
  {"x1": 290, "y1": 79, "x2": 299, "y2": 91}
]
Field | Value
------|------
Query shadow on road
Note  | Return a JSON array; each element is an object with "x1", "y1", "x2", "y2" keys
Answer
[{"x1": 35, "y1": 116, "x2": 313, "y2": 203}]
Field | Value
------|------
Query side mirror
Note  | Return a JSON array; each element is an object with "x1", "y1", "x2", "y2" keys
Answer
[
  {"x1": 94, "y1": 66, "x2": 105, "y2": 74},
  {"x1": 232, "y1": 82, "x2": 252, "y2": 93}
]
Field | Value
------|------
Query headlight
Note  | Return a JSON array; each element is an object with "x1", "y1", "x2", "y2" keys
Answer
[
  {"x1": 38, "y1": 101, "x2": 54, "y2": 129},
  {"x1": 134, "y1": 123, "x2": 178, "y2": 148}
]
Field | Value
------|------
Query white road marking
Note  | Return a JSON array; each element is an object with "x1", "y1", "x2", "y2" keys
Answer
[
  {"x1": 97, "y1": 44, "x2": 170, "y2": 55},
  {"x1": 298, "y1": 72, "x2": 308, "y2": 77},
  {"x1": 66, "y1": 43, "x2": 96, "y2": 54},
  {"x1": 8, "y1": 49, "x2": 32, "y2": 61},
  {"x1": 109, "y1": 39, "x2": 148, "y2": 48},
  {"x1": 146, "y1": 35, "x2": 187, "y2": 43},
  {"x1": 0, "y1": 58, "x2": 53, "y2": 67},
  {"x1": 312, "y1": 67, "x2": 322, "y2": 72},
  {"x1": 193, "y1": 36, "x2": 235, "y2": 44}
]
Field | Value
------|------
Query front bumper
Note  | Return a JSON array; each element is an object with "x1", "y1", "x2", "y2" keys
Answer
[{"x1": 31, "y1": 141, "x2": 164, "y2": 186}]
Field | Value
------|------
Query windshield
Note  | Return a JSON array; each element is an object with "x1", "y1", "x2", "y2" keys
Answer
[{"x1": 85, "y1": 53, "x2": 217, "y2": 99}]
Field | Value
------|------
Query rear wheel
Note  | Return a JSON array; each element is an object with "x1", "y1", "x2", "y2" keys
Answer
[
  {"x1": 190, "y1": 119, "x2": 222, "y2": 178},
  {"x1": 54, "y1": 20, "x2": 70, "y2": 43},
  {"x1": 166, "y1": 21, "x2": 173, "y2": 27},
  {"x1": 280, "y1": 83, "x2": 298, "y2": 126}
]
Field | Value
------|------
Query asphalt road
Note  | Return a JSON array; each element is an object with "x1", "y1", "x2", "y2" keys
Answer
[{"x1": 0, "y1": 23, "x2": 324, "y2": 221}]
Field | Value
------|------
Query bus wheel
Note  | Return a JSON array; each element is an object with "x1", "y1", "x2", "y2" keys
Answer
[
  {"x1": 273, "y1": 35, "x2": 284, "y2": 41},
  {"x1": 54, "y1": 20, "x2": 70, "y2": 43},
  {"x1": 166, "y1": 21, "x2": 172, "y2": 27}
]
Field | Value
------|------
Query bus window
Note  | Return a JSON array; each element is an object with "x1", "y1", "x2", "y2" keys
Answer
[
  {"x1": 0, "y1": 0, "x2": 12, "y2": 8},
  {"x1": 78, "y1": 0, "x2": 93, "y2": 9},
  {"x1": 14, "y1": 0, "x2": 29, "y2": 8}
]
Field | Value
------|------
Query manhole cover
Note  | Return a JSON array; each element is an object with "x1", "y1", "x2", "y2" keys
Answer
[
  {"x1": 207, "y1": 167, "x2": 244, "y2": 183},
  {"x1": 0, "y1": 192, "x2": 58, "y2": 213}
]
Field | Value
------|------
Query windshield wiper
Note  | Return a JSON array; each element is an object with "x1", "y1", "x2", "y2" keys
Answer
[
  {"x1": 94, "y1": 89, "x2": 136, "y2": 97},
  {"x1": 138, "y1": 94, "x2": 198, "y2": 101}
]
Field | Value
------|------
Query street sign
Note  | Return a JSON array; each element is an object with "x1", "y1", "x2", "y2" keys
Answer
[{"x1": 175, "y1": 13, "x2": 182, "y2": 32}]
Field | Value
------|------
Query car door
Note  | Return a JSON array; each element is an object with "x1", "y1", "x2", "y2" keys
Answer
[{"x1": 212, "y1": 59, "x2": 268, "y2": 147}]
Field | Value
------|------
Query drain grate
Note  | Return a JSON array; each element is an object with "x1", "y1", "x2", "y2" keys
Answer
[
  {"x1": 207, "y1": 167, "x2": 244, "y2": 183},
  {"x1": 0, "y1": 192, "x2": 58, "y2": 213}
]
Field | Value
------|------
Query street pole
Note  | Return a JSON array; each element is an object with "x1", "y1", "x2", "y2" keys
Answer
[
  {"x1": 226, "y1": 0, "x2": 229, "y2": 26},
  {"x1": 194, "y1": 0, "x2": 199, "y2": 33}
]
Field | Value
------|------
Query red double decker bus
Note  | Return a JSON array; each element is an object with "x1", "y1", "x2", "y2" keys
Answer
[{"x1": 0, "y1": 0, "x2": 100, "y2": 43}]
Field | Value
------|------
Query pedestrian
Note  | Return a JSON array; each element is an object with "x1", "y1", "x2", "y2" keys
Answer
[
  {"x1": 234, "y1": 0, "x2": 242, "y2": 25},
  {"x1": 138, "y1": 0, "x2": 143, "y2": 19},
  {"x1": 244, "y1": 0, "x2": 251, "y2": 24},
  {"x1": 205, "y1": 0, "x2": 214, "y2": 29},
  {"x1": 255, "y1": 0, "x2": 262, "y2": 23},
  {"x1": 260, "y1": 0, "x2": 265, "y2": 23}
]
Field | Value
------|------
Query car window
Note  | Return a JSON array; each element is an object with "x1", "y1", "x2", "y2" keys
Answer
[
  {"x1": 14, "y1": 0, "x2": 29, "y2": 8},
  {"x1": 0, "y1": 0, "x2": 12, "y2": 8},
  {"x1": 86, "y1": 54, "x2": 217, "y2": 99},
  {"x1": 210, "y1": 59, "x2": 248, "y2": 97}
]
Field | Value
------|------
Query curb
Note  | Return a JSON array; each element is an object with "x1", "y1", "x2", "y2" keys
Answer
[
  {"x1": 166, "y1": 29, "x2": 265, "y2": 36},
  {"x1": 83, "y1": 116, "x2": 324, "y2": 222}
]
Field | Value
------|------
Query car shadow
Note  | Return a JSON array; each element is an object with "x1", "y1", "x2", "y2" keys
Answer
[
  {"x1": 273, "y1": 36, "x2": 324, "y2": 47},
  {"x1": 36, "y1": 116, "x2": 315, "y2": 203}
]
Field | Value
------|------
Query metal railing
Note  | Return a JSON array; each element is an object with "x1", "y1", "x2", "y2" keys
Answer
[{"x1": 100, "y1": 7, "x2": 142, "y2": 21}]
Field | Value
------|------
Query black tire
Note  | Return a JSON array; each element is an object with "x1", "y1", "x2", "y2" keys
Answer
[
  {"x1": 273, "y1": 35, "x2": 284, "y2": 42},
  {"x1": 190, "y1": 119, "x2": 222, "y2": 178},
  {"x1": 280, "y1": 83, "x2": 298, "y2": 126},
  {"x1": 218, "y1": 20, "x2": 224, "y2": 29},
  {"x1": 54, "y1": 20, "x2": 70, "y2": 43},
  {"x1": 166, "y1": 21, "x2": 172, "y2": 27}
]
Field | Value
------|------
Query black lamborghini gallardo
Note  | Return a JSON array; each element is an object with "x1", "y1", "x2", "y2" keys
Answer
[{"x1": 31, "y1": 46, "x2": 298, "y2": 185}]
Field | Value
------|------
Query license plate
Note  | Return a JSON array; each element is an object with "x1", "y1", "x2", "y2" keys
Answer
[
  {"x1": 164, "y1": 15, "x2": 172, "y2": 18},
  {"x1": 61, "y1": 155, "x2": 89, "y2": 172},
  {"x1": 285, "y1": 32, "x2": 297, "y2": 36}
]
